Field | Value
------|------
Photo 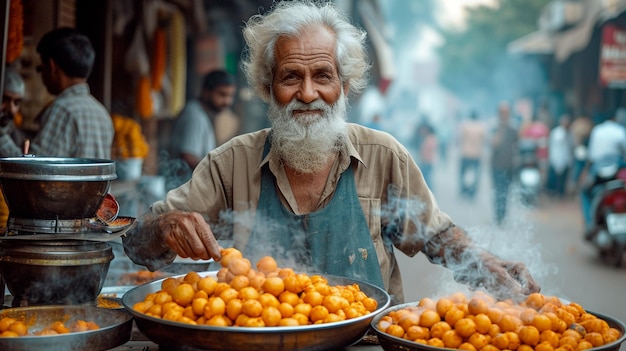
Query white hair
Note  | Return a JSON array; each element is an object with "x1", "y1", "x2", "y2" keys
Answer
[
  {"x1": 3, "y1": 66, "x2": 24, "y2": 96},
  {"x1": 241, "y1": 0, "x2": 370, "y2": 102}
]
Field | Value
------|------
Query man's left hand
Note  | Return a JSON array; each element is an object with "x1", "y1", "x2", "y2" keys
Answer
[{"x1": 453, "y1": 252, "x2": 541, "y2": 302}]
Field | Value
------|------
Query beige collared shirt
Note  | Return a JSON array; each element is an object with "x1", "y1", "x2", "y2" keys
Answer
[{"x1": 151, "y1": 123, "x2": 453, "y2": 303}]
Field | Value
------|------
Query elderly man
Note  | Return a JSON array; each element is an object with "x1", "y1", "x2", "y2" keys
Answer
[
  {"x1": 0, "y1": 66, "x2": 27, "y2": 228},
  {"x1": 0, "y1": 66, "x2": 27, "y2": 151},
  {"x1": 123, "y1": 1, "x2": 540, "y2": 304}
]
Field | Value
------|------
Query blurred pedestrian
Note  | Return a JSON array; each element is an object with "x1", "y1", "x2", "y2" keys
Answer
[
  {"x1": 458, "y1": 110, "x2": 486, "y2": 200},
  {"x1": 569, "y1": 114, "x2": 593, "y2": 189},
  {"x1": 414, "y1": 119, "x2": 438, "y2": 191},
  {"x1": 519, "y1": 112, "x2": 550, "y2": 181},
  {"x1": 490, "y1": 102, "x2": 518, "y2": 225},
  {"x1": 546, "y1": 114, "x2": 573, "y2": 198}
]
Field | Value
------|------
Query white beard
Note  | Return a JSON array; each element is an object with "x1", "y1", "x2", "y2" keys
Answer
[{"x1": 268, "y1": 91, "x2": 349, "y2": 173}]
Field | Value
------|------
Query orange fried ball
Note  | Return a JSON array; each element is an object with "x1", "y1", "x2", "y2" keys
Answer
[
  {"x1": 375, "y1": 292, "x2": 623, "y2": 351},
  {"x1": 132, "y1": 252, "x2": 380, "y2": 328}
]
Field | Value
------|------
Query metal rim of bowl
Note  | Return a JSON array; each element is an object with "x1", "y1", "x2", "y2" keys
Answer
[
  {"x1": 370, "y1": 301, "x2": 626, "y2": 351},
  {"x1": 0, "y1": 157, "x2": 117, "y2": 181}
]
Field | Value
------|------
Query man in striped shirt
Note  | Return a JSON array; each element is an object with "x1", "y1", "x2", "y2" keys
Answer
[{"x1": 0, "y1": 27, "x2": 113, "y2": 159}]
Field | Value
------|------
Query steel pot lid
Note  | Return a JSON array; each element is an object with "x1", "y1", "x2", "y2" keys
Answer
[{"x1": 0, "y1": 157, "x2": 117, "y2": 181}]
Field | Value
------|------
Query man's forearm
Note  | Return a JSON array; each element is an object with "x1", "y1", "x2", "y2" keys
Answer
[{"x1": 122, "y1": 214, "x2": 176, "y2": 271}]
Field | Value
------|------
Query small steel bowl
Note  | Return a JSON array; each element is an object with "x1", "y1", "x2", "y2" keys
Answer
[{"x1": 0, "y1": 305, "x2": 132, "y2": 351}]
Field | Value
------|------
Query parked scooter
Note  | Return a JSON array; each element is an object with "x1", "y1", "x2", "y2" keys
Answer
[
  {"x1": 518, "y1": 139, "x2": 542, "y2": 206},
  {"x1": 584, "y1": 157, "x2": 626, "y2": 267}
]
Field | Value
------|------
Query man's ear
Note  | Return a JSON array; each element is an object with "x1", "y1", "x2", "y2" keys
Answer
[
  {"x1": 343, "y1": 82, "x2": 350, "y2": 95},
  {"x1": 48, "y1": 59, "x2": 60, "y2": 76}
]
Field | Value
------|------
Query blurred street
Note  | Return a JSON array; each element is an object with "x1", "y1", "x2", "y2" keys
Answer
[{"x1": 396, "y1": 146, "x2": 626, "y2": 350}]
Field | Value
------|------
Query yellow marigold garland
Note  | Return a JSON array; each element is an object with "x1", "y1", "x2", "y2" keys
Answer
[{"x1": 111, "y1": 114, "x2": 150, "y2": 159}]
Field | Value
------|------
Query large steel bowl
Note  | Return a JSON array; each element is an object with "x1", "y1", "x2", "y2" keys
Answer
[
  {"x1": 0, "y1": 157, "x2": 116, "y2": 219},
  {"x1": 371, "y1": 302, "x2": 626, "y2": 351},
  {"x1": 122, "y1": 271, "x2": 391, "y2": 351},
  {"x1": 0, "y1": 305, "x2": 132, "y2": 351},
  {"x1": 0, "y1": 240, "x2": 114, "y2": 306}
]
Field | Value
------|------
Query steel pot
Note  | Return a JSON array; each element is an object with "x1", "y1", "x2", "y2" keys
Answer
[
  {"x1": 0, "y1": 239, "x2": 114, "y2": 306},
  {"x1": 0, "y1": 157, "x2": 116, "y2": 219}
]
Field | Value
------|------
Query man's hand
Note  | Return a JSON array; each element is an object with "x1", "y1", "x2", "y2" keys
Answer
[
  {"x1": 452, "y1": 252, "x2": 541, "y2": 302},
  {"x1": 157, "y1": 211, "x2": 222, "y2": 261},
  {"x1": 425, "y1": 226, "x2": 541, "y2": 301}
]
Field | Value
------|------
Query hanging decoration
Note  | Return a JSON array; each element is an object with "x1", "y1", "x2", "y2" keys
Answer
[
  {"x1": 135, "y1": 75, "x2": 154, "y2": 119},
  {"x1": 168, "y1": 9, "x2": 186, "y2": 116},
  {"x1": 6, "y1": 0, "x2": 23, "y2": 64},
  {"x1": 150, "y1": 26, "x2": 167, "y2": 91},
  {"x1": 111, "y1": 113, "x2": 150, "y2": 159}
]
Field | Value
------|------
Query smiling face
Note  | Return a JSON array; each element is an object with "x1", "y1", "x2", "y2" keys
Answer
[{"x1": 271, "y1": 27, "x2": 345, "y2": 117}]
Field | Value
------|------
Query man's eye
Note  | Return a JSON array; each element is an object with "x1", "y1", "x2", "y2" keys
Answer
[{"x1": 316, "y1": 73, "x2": 333, "y2": 81}]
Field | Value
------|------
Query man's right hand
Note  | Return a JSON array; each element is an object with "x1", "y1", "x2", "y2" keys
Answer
[{"x1": 158, "y1": 211, "x2": 222, "y2": 261}]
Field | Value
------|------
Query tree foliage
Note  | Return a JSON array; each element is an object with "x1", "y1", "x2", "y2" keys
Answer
[{"x1": 436, "y1": 0, "x2": 551, "y2": 104}]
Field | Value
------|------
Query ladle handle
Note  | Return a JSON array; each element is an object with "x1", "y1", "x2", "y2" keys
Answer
[{"x1": 23, "y1": 139, "x2": 30, "y2": 155}]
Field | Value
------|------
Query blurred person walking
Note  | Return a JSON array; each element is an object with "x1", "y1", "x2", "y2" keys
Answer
[
  {"x1": 546, "y1": 114, "x2": 573, "y2": 198},
  {"x1": 458, "y1": 110, "x2": 486, "y2": 200},
  {"x1": 414, "y1": 119, "x2": 438, "y2": 191},
  {"x1": 519, "y1": 112, "x2": 550, "y2": 182},
  {"x1": 0, "y1": 27, "x2": 113, "y2": 158},
  {"x1": 490, "y1": 102, "x2": 518, "y2": 225},
  {"x1": 569, "y1": 114, "x2": 593, "y2": 190}
]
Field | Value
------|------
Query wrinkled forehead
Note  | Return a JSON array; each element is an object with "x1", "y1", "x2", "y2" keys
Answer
[{"x1": 274, "y1": 26, "x2": 337, "y2": 65}]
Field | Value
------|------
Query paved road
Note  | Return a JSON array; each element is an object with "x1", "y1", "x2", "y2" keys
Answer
[{"x1": 396, "y1": 149, "x2": 626, "y2": 350}]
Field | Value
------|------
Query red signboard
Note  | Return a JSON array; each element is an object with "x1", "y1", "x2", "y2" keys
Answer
[{"x1": 600, "y1": 24, "x2": 626, "y2": 88}]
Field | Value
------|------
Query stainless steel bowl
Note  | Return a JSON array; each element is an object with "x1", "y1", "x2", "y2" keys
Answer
[
  {"x1": 371, "y1": 302, "x2": 626, "y2": 351},
  {"x1": 122, "y1": 271, "x2": 391, "y2": 351},
  {"x1": 0, "y1": 157, "x2": 116, "y2": 219},
  {"x1": 0, "y1": 240, "x2": 114, "y2": 306},
  {"x1": 0, "y1": 305, "x2": 132, "y2": 351}
]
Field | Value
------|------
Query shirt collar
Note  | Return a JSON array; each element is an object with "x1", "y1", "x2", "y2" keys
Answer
[{"x1": 58, "y1": 83, "x2": 90, "y2": 97}]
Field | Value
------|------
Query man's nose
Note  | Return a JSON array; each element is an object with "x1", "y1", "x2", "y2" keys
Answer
[{"x1": 297, "y1": 78, "x2": 319, "y2": 103}]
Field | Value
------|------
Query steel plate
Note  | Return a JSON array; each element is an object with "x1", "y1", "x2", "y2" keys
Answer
[
  {"x1": 371, "y1": 302, "x2": 626, "y2": 351},
  {"x1": 122, "y1": 271, "x2": 391, "y2": 351},
  {"x1": 0, "y1": 305, "x2": 133, "y2": 351}
]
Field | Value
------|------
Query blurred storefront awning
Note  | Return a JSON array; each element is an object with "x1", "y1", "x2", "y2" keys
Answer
[
  {"x1": 507, "y1": 30, "x2": 554, "y2": 55},
  {"x1": 357, "y1": 1, "x2": 395, "y2": 94},
  {"x1": 553, "y1": 4, "x2": 601, "y2": 63},
  {"x1": 553, "y1": 0, "x2": 626, "y2": 63}
]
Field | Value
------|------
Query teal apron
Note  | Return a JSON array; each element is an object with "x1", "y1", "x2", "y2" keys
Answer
[{"x1": 244, "y1": 136, "x2": 384, "y2": 288}]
